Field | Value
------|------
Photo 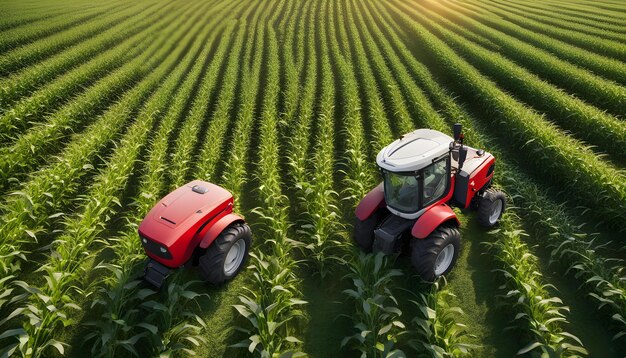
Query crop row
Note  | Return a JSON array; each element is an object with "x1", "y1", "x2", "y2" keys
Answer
[
  {"x1": 292, "y1": 0, "x2": 344, "y2": 280},
  {"x1": 455, "y1": 0, "x2": 626, "y2": 61},
  {"x1": 0, "y1": 1, "x2": 124, "y2": 53},
  {"x1": 0, "y1": 0, "x2": 153, "y2": 78},
  {"x1": 0, "y1": 5, "x2": 72, "y2": 32},
  {"x1": 195, "y1": 5, "x2": 272, "y2": 354},
  {"x1": 417, "y1": 0, "x2": 626, "y2": 116},
  {"x1": 0, "y1": 1, "x2": 198, "y2": 192},
  {"x1": 0, "y1": 0, "x2": 202, "y2": 343},
  {"x1": 479, "y1": 0, "x2": 626, "y2": 43},
  {"x1": 410, "y1": 1, "x2": 626, "y2": 164},
  {"x1": 445, "y1": 0, "x2": 626, "y2": 85},
  {"x1": 0, "y1": 2, "x2": 178, "y2": 147},
  {"x1": 0, "y1": 0, "x2": 175, "y2": 110},
  {"x1": 503, "y1": 0, "x2": 626, "y2": 34},
  {"x1": 531, "y1": 0, "x2": 626, "y2": 23},
  {"x1": 233, "y1": 12, "x2": 307, "y2": 354}
]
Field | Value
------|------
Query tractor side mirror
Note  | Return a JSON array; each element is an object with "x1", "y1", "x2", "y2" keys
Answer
[
  {"x1": 458, "y1": 145, "x2": 468, "y2": 169},
  {"x1": 453, "y1": 123, "x2": 462, "y2": 141}
]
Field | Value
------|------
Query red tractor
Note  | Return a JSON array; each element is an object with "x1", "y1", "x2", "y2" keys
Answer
[
  {"x1": 354, "y1": 124, "x2": 506, "y2": 281},
  {"x1": 139, "y1": 180, "x2": 251, "y2": 288}
]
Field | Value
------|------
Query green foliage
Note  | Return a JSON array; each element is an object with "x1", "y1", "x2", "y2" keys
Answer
[
  {"x1": 407, "y1": 279, "x2": 479, "y2": 357},
  {"x1": 341, "y1": 252, "x2": 405, "y2": 357}
]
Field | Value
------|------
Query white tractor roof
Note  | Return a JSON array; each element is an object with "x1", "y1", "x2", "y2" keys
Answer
[{"x1": 377, "y1": 129, "x2": 453, "y2": 172}]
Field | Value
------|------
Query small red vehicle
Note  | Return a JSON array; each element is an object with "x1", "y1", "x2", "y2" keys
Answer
[
  {"x1": 139, "y1": 180, "x2": 251, "y2": 288},
  {"x1": 354, "y1": 124, "x2": 506, "y2": 280}
]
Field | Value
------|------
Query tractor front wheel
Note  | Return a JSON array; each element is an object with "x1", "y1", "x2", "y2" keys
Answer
[
  {"x1": 410, "y1": 225, "x2": 461, "y2": 282},
  {"x1": 477, "y1": 189, "x2": 506, "y2": 227},
  {"x1": 199, "y1": 222, "x2": 251, "y2": 284}
]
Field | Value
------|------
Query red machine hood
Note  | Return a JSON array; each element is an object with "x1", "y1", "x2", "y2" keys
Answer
[{"x1": 139, "y1": 180, "x2": 233, "y2": 247}]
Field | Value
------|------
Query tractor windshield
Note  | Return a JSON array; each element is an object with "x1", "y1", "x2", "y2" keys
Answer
[
  {"x1": 382, "y1": 156, "x2": 450, "y2": 214},
  {"x1": 383, "y1": 171, "x2": 420, "y2": 213}
]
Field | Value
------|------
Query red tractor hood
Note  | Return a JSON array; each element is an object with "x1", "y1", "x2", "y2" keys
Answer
[{"x1": 139, "y1": 180, "x2": 233, "y2": 249}]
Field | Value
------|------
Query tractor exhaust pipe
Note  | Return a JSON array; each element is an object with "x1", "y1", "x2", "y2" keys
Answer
[
  {"x1": 453, "y1": 123, "x2": 462, "y2": 142},
  {"x1": 452, "y1": 123, "x2": 467, "y2": 169}
]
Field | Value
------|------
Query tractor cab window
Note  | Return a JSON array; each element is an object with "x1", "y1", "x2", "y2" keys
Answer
[
  {"x1": 382, "y1": 156, "x2": 450, "y2": 214},
  {"x1": 423, "y1": 158, "x2": 448, "y2": 206},
  {"x1": 383, "y1": 171, "x2": 420, "y2": 213}
]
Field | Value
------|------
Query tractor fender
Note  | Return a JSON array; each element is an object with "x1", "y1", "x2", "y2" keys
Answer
[
  {"x1": 355, "y1": 182, "x2": 385, "y2": 221},
  {"x1": 197, "y1": 213, "x2": 245, "y2": 249},
  {"x1": 411, "y1": 204, "x2": 459, "y2": 239}
]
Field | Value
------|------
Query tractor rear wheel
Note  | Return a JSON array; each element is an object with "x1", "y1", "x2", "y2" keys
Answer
[
  {"x1": 410, "y1": 225, "x2": 461, "y2": 282},
  {"x1": 199, "y1": 222, "x2": 251, "y2": 284},
  {"x1": 354, "y1": 211, "x2": 382, "y2": 252},
  {"x1": 477, "y1": 189, "x2": 506, "y2": 227}
]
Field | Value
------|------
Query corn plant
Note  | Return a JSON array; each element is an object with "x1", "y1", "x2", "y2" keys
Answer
[
  {"x1": 487, "y1": 0, "x2": 626, "y2": 35},
  {"x1": 0, "y1": 1, "x2": 196, "y2": 189},
  {"x1": 139, "y1": 277, "x2": 209, "y2": 357},
  {"x1": 0, "y1": 1, "x2": 150, "y2": 79},
  {"x1": 0, "y1": 2, "x2": 173, "y2": 143},
  {"x1": 276, "y1": 0, "x2": 300, "y2": 133},
  {"x1": 0, "y1": 0, "x2": 174, "y2": 108},
  {"x1": 341, "y1": 252, "x2": 405, "y2": 357},
  {"x1": 222, "y1": 18, "x2": 266, "y2": 201},
  {"x1": 325, "y1": 0, "x2": 372, "y2": 203},
  {"x1": 168, "y1": 17, "x2": 238, "y2": 186},
  {"x1": 233, "y1": 252, "x2": 307, "y2": 356},
  {"x1": 409, "y1": 1, "x2": 626, "y2": 164},
  {"x1": 406, "y1": 278, "x2": 479, "y2": 357},
  {"x1": 0, "y1": 2, "x2": 121, "y2": 53},
  {"x1": 456, "y1": 0, "x2": 626, "y2": 64},
  {"x1": 415, "y1": 0, "x2": 625, "y2": 116},
  {"x1": 233, "y1": 23, "x2": 306, "y2": 356}
]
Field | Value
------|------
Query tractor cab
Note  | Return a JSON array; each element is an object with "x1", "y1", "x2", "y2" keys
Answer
[{"x1": 377, "y1": 129, "x2": 453, "y2": 220}]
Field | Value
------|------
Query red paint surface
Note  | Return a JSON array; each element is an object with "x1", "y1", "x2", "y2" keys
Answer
[
  {"x1": 411, "y1": 203, "x2": 459, "y2": 239},
  {"x1": 139, "y1": 180, "x2": 234, "y2": 268},
  {"x1": 355, "y1": 182, "x2": 385, "y2": 221}
]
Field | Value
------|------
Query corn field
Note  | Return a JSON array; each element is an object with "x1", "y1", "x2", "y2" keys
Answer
[{"x1": 0, "y1": 0, "x2": 624, "y2": 356}]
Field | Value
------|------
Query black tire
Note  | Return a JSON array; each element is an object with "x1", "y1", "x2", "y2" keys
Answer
[
  {"x1": 410, "y1": 225, "x2": 461, "y2": 282},
  {"x1": 354, "y1": 211, "x2": 381, "y2": 252},
  {"x1": 199, "y1": 222, "x2": 251, "y2": 284},
  {"x1": 477, "y1": 189, "x2": 506, "y2": 227}
]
